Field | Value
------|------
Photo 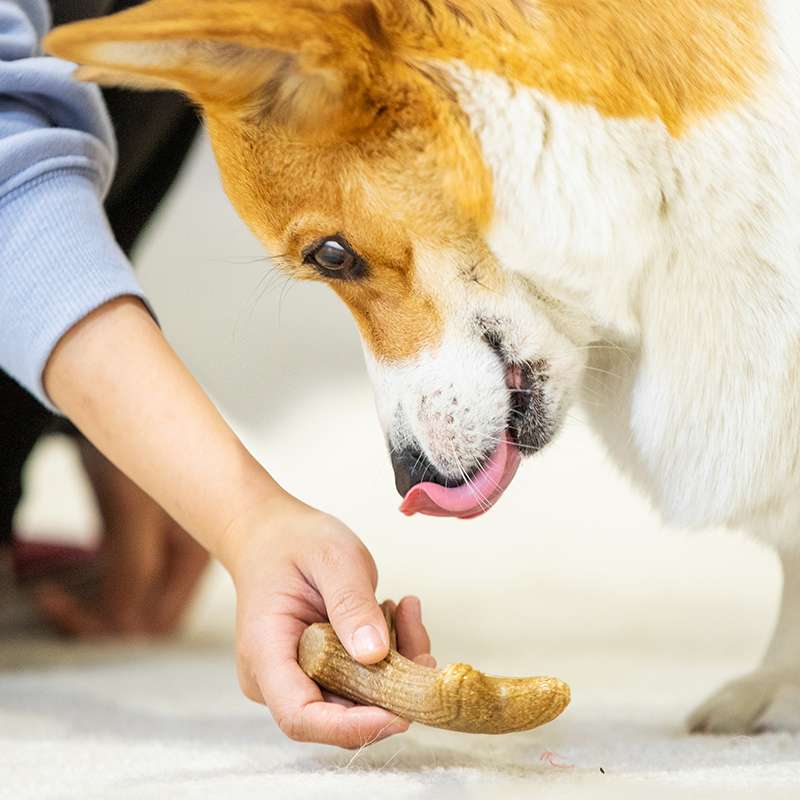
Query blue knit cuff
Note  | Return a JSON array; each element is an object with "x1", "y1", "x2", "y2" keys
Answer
[{"x1": 0, "y1": 167, "x2": 152, "y2": 412}]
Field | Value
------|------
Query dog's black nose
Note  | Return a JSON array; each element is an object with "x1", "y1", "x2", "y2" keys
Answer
[{"x1": 390, "y1": 446, "x2": 456, "y2": 497}]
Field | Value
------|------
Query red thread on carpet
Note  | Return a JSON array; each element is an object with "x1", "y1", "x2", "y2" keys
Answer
[{"x1": 540, "y1": 751, "x2": 575, "y2": 769}]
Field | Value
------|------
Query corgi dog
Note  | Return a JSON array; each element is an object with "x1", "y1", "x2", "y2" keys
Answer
[{"x1": 45, "y1": 1, "x2": 800, "y2": 734}]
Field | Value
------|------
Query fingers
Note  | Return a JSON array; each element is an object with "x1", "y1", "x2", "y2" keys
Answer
[
  {"x1": 273, "y1": 700, "x2": 409, "y2": 749},
  {"x1": 230, "y1": 514, "x2": 427, "y2": 747},
  {"x1": 243, "y1": 612, "x2": 407, "y2": 749},
  {"x1": 80, "y1": 439, "x2": 168, "y2": 633},
  {"x1": 148, "y1": 526, "x2": 210, "y2": 634},
  {"x1": 100, "y1": 517, "x2": 162, "y2": 633},
  {"x1": 80, "y1": 438, "x2": 210, "y2": 637},
  {"x1": 321, "y1": 691, "x2": 356, "y2": 708},
  {"x1": 381, "y1": 599, "x2": 398, "y2": 649},
  {"x1": 34, "y1": 582, "x2": 108, "y2": 638},
  {"x1": 395, "y1": 596, "x2": 435, "y2": 667},
  {"x1": 311, "y1": 543, "x2": 389, "y2": 665}
]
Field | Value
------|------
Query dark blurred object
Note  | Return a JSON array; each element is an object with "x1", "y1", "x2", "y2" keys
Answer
[
  {"x1": 0, "y1": 0, "x2": 200, "y2": 546},
  {"x1": 1, "y1": 538, "x2": 102, "y2": 632},
  {"x1": 13, "y1": 539, "x2": 101, "y2": 588}
]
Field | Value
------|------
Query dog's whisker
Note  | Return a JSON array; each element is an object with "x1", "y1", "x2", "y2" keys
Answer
[
  {"x1": 276, "y1": 274, "x2": 297, "y2": 328},
  {"x1": 578, "y1": 384, "x2": 607, "y2": 403},
  {"x1": 210, "y1": 253, "x2": 288, "y2": 266},
  {"x1": 563, "y1": 411, "x2": 590, "y2": 425},
  {"x1": 474, "y1": 448, "x2": 504, "y2": 494},
  {"x1": 410, "y1": 448, "x2": 428, "y2": 481},
  {"x1": 544, "y1": 354, "x2": 626, "y2": 381},
  {"x1": 588, "y1": 339, "x2": 636, "y2": 366},
  {"x1": 234, "y1": 267, "x2": 286, "y2": 343},
  {"x1": 576, "y1": 399, "x2": 607, "y2": 410},
  {"x1": 578, "y1": 394, "x2": 608, "y2": 409},
  {"x1": 448, "y1": 443, "x2": 491, "y2": 512},
  {"x1": 582, "y1": 365, "x2": 625, "y2": 380},
  {"x1": 484, "y1": 435, "x2": 541, "y2": 452},
  {"x1": 232, "y1": 252, "x2": 298, "y2": 341},
  {"x1": 451, "y1": 456, "x2": 481, "y2": 508}
]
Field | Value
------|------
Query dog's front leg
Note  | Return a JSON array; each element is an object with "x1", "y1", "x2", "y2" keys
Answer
[{"x1": 688, "y1": 547, "x2": 800, "y2": 734}]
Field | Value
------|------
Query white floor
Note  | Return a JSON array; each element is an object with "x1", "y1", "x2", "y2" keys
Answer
[
  {"x1": 3, "y1": 633, "x2": 799, "y2": 800},
  {"x1": 2, "y1": 136, "x2": 799, "y2": 797}
]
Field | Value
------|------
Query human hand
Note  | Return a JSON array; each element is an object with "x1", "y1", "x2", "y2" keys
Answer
[
  {"x1": 35, "y1": 439, "x2": 209, "y2": 636},
  {"x1": 230, "y1": 499, "x2": 435, "y2": 749},
  {"x1": 40, "y1": 298, "x2": 430, "y2": 745}
]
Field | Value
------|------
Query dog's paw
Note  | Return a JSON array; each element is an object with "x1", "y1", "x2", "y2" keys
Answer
[{"x1": 688, "y1": 669, "x2": 800, "y2": 734}]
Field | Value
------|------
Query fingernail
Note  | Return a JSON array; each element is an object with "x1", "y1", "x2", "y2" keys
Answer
[
  {"x1": 376, "y1": 722, "x2": 410, "y2": 742},
  {"x1": 409, "y1": 596, "x2": 421, "y2": 620},
  {"x1": 352, "y1": 624, "x2": 384, "y2": 658}
]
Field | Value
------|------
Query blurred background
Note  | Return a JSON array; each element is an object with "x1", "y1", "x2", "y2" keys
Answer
[
  {"x1": 8, "y1": 134, "x2": 791, "y2": 795},
  {"x1": 15, "y1": 131, "x2": 779, "y2": 668}
]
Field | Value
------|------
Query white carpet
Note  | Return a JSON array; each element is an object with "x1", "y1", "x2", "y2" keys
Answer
[
  {"x1": 3, "y1": 137, "x2": 799, "y2": 797},
  {"x1": 4, "y1": 400, "x2": 800, "y2": 799},
  {"x1": 2, "y1": 631, "x2": 799, "y2": 800}
]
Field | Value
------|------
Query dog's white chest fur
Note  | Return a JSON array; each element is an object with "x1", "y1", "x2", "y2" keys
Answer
[{"x1": 441, "y1": 1, "x2": 800, "y2": 535}]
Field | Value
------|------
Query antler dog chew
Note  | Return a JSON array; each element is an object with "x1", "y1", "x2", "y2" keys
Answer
[{"x1": 298, "y1": 622, "x2": 570, "y2": 734}]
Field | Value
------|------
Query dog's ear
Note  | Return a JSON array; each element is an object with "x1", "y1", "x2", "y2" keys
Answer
[{"x1": 44, "y1": 0, "x2": 387, "y2": 129}]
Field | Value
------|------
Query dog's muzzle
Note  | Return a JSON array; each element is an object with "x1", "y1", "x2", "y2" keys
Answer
[{"x1": 389, "y1": 447, "x2": 457, "y2": 498}]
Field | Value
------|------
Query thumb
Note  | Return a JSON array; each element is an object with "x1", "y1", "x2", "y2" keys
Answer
[{"x1": 312, "y1": 544, "x2": 389, "y2": 666}]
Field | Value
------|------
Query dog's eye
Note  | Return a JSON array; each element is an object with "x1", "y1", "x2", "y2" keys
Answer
[
  {"x1": 313, "y1": 240, "x2": 352, "y2": 271},
  {"x1": 304, "y1": 237, "x2": 364, "y2": 279}
]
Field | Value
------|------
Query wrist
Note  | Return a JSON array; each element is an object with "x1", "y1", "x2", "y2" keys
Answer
[
  {"x1": 217, "y1": 489, "x2": 320, "y2": 576},
  {"x1": 42, "y1": 295, "x2": 305, "y2": 568}
]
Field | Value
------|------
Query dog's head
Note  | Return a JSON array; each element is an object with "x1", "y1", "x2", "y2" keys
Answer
[{"x1": 45, "y1": 1, "x2": 602, "y2": 517}]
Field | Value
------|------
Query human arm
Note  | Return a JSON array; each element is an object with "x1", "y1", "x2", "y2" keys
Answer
[
  {"x1": 1, "y1": 1, "x2": 433, "y2": 746},
  {"x1": 0, "y1": 0, "x2": 146, "y2": 401},
  {"x1": 1, "y1": 0, "x2": 201, "y2": 631},
  {"x1": 44, "y1": 297, "x2": 434, "y2": 747}
]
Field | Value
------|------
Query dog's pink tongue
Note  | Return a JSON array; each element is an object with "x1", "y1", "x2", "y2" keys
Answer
[{"x1": 400, "y1": 434, "x2": 521, "y2": 519}]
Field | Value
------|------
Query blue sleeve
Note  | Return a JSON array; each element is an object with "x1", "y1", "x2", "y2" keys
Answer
[{"x1": 0, "y1": 0, "x2": 149, "y2": 410}]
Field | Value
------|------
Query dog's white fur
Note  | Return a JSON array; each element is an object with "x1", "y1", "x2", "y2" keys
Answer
[
  {"x1": 45, "y1": 0, "x2": 800, "y2": 738},
  {"x1": 367, "y1": 0, "x2": 800, "y2": 733}
]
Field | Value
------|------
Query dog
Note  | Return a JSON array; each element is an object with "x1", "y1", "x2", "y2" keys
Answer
[{"x1": 45, "y1": 0, "x2": 800, "y2": 734}]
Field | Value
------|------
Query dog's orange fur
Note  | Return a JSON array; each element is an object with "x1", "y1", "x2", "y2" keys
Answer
[
  {"x1": 45, "y1": 1, "x2": 767, "y2": 132},
  {"x1": 198, "y1": 49, "x2": 494, "y2": 360},
  {"x1": 44, "y1": 0, "x2": 766, "y2": 360},
  {"x1": 382, "y1": 0, "x2": 766, "y2": 136},
  {"x1": 205, "y1": 102, "x2": 489, "y2": 361}
]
